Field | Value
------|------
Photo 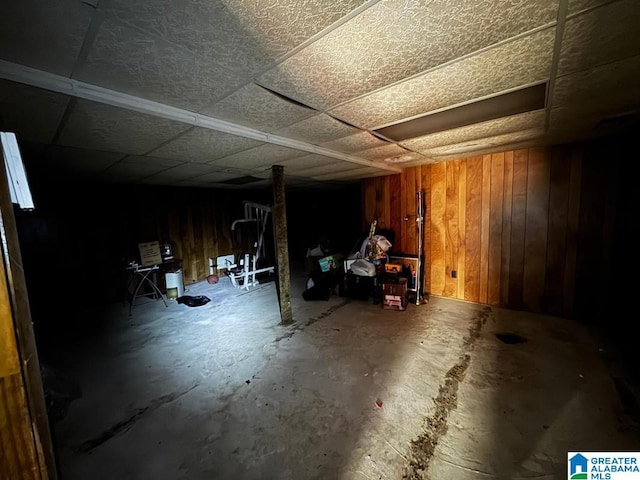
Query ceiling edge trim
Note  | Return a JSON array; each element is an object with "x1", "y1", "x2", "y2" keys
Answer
[{"x1": 0, "y1": 60, "x2": 402, "y2": 173}]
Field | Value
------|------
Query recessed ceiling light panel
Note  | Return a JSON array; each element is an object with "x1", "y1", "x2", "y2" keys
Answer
[{"x1": 374, "y1": 82, "x2": 548, "y2": 142}]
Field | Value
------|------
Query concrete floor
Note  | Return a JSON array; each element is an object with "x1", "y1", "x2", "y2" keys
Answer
[{"x1": 44, "y1": 266, "x2": 640, "y2": 480}]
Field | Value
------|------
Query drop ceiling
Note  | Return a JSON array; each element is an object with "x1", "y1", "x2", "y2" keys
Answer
[{"x1": 0, "y1": 0, "x2": 638, "y2": 189}]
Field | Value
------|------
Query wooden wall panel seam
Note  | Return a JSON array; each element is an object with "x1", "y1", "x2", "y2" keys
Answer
[
  {"x1": 479, "y1": 155, "x2": 491, "y2": 304},
  {"x1": 500, "y1": 152, "x2": 514, "y2": 307},
  {"x1": 457, "y1": 161, "x2": 467, "y2": 300}
]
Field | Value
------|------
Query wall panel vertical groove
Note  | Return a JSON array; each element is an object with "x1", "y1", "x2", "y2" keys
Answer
[
  {"x1": 444, "y1": 161, "x2": 460, "y2": 298},
  {"x1": 488, "y1": 153, "x2": 505, "y2": 306},
  {"x1": 457, "y1": 161, "x2": 467, "y2": 300},
  {"x1": 420, "y1": 166, "x2": 432, "y2": 294},
  {"x1": 464, "y1": 156, "x2": 483, "y2": 303},
  {"x1": 430, "y1": 163, "x2": 446, "y2": 296},
  {"x1": 500, "y1": 152, "x2": 514, "y2": 306},
  {"x1": 0, "y1": 374, "x2": 40, "y2": 480},
  {"x1": 479, "y1": 155, "x2": 491, "y2": 304},
  {"x1": 508, "y1": 149, "x2": 528, "y2": 309},
  {"x1": 544, "y1": 146, "x2": 572, "y2": 316},
  {"x1": 523, "y1": 148, "x2": 550, "y2": 312},
  {"x1": 389, "y1": 175, "x2": 402, "y2": 251},
  {"x1": 563, "y1": 147, "x2": 582, "y2": 318}
]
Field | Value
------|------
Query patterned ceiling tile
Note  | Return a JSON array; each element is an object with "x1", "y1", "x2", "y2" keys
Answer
[
  {"x1": 258, "y1": 0, "x2": 559, "y2": 110},
  {"x1": 276, "y1": 153, "x2": 344, "y2": 173},
  {"x1": 105, "y1": 0, "x2": 366, "y2": 69},
  {"x1": 430, "y1": 138, "x2": 539, "y2": 161},
  {"x1": 197, "y1": 180, "x2": 272, "y2": 190},
  {"x1": 551, "y1": 55, "x2": 640, "y2": 116},
  {"x1": 121, "y1": 155, "x2": 186, "y2": 169},
  {"x1": 101, "y1": 159, "x2": 170, "y2": 180},
  {"x1": 103, "y1": 0, "x2": 269, "y2": 78},
  {"x1": 330, "y1": 28, "x2": 556, "y2": 130},
  {"x1": 381, "y1": 151, "x2": 432, "y2": 166},
  {"x1": 142, "y1": 162, "x2": 221, "y2": 183},
  {"x1": 180, "y1": 174, "x2": 270, "y2": 188},
  {"x1": 150, "y1": 127, "x2": 263, "y2": 163},
  {"x1": 209, "y1": 143, "x2": 306, "y2": 170},
  {"x1": 199, "y1": 83, "x2": 317, "y2": 132},
  {"x1": 390, "y1": 156, "x2": 437, "y2": 169},
  {"x1": 567, "y1": 0, "x2": 610, "y2": 15},
  {"x1": 4, "y1": 0, "x2": 638, "y2": 188},
  {"x1": 424, "y1": 128, "x2": 545, "y2": 156},
  {"x1": 557, "y1": 0, "x2": 640, "y2": 76},
  {"x1": 546, "y1": 107, "x2": 598, "y2": 143},
  {"x1": 290, "y1": 161, "x2": 362, "y2": 177},
  {"x1": 319, "y1": 131, "x2": 388, "y2": 153},
  {"x1": 279, "y1": 175, "x2": 312, "y2": 185},
  {"x1": 546, "y1": 106, "x2": 638, "y2": 146},
  {"x1": 312, "y1": 166, "x2": 386, "y2": 180},
  {"x1": 140, "y1": 176, "x2": 181, "y2": 186},
  {"x1": 401, "y1": 110, "x2": 546, "y2": 153},
  {"x1": 75, "y1": 15, "x2": 247, "y2": 112},
  {"x1": 219, "y1": 0, "x2": 369, "y2": 58},
  {"x1": 186, "y1": 170, "x2": 243, "y2": 184},
  {"x1": 0, "y1": 80, "x2": 71, "y2": 144},
  {"x1": 274, "y1": 113, "x2": 360, "y2": 143},
  {"x1": 45, "y1": 145, "x2": 124, "y2": 174},
  {"x1": 354, "y1": 143, "x2": 412, "y2": 161},
  {"x1": 58, "y1": 99, "x2": 191, "y2": 154},
  {"x1": 0, "y1": 0, "x2": 93, "y2": 76}
]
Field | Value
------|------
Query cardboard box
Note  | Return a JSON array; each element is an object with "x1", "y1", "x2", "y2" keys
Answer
[
  {"x1": 382, "y1": 277, "x2": 407, "y2": 296},
  {"x1": 383, "y1": 294, "x2": 407, "y2": 311},
  {"x1": 138, "y1": 241, "x2": 162, "y2": 267}
]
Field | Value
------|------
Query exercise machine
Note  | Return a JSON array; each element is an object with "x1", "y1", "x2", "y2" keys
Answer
[{"x1": 215, "y1": 201, "x2": 274, "y2": 290}]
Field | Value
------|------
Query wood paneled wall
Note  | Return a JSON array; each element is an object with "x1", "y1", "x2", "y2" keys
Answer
[
  {"x1": 16, "y1": 181, "x2": 264, "y2": 314},
  {"x1": 362, "y1": 141, "x2": 620, "y2": 320},
  {"x1": 17, "y1": 169, "x2": 361, "y2": 322},
  {"x1": 17, "y1": 138, "x2": 624, "y2": 325}
]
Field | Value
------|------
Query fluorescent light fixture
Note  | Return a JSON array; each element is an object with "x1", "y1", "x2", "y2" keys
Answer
[
  {"x1": 375, "y1": 82, "x2": 547, "y2": 142},
  {"x1": 1, "y1": 132, "x2": 34, "y2": 210}
]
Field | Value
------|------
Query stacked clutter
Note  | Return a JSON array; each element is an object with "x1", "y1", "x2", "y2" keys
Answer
[
  {"x1": 342, "y1": 258, "x2": 377, "y2": 301},
  {"x1": 302, "y1": 224, "x2": 405, "y2": 305},
  {"x1": 340, "y1": 222, "x2": 393, "y2": 302},
  {"x1": 359, "y1": 234, "x2": 392, "y2": 263},
  {"x1": 302, "y1": 236, "x2": 344, "y2": 301}
]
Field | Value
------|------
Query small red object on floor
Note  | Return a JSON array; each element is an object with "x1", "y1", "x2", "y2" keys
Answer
[{"x1": 375, "y1": 400, "x2": 383, "y2": 408}]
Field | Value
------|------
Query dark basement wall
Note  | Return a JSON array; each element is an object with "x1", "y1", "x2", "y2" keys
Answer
[{"x1": 13, "y1": 165, "x2": 363, "y2": 342}]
